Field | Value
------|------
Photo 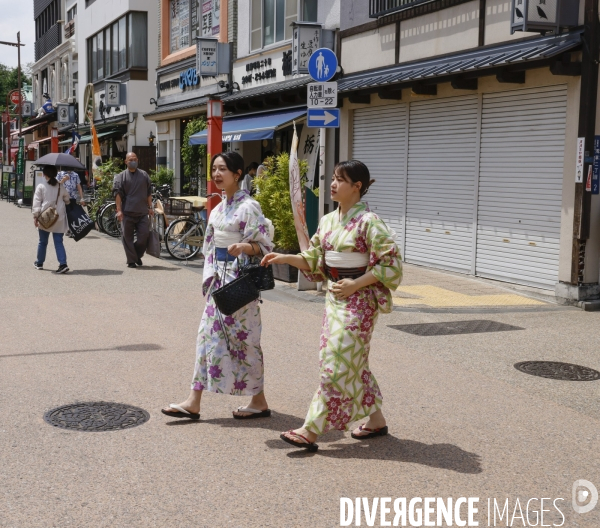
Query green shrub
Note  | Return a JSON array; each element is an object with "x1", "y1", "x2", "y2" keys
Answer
[
  {"x1": 253, "y1": 153, "x2": 308, "y2": 252},
  {"x1": 181, "y1": 117, "x2": 207, "y2": 190},
  {"x1": 149, "y1": 166, "x2": 174, "y2": 187},
  {"x1": 89, "y1": 158, "x2": 124, "y2": 220}
]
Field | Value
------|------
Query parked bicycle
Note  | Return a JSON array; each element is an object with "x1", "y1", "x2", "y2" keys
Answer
[{"x1": 163, "y1": 194, "x2": 221, "y2": 260}]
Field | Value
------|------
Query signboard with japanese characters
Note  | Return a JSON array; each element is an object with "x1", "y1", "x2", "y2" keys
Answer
[
  {"x1": 104, "y1": 81, "x2": 121, "y2": 107},
  {"x1": 307, "y1": 83, "x2": 337, "y2": 108},
  {"x1": 292, "y1": 23, "x2": 321, "y2": 75},
  {"x1": 202, "y1": 0, "x2": 220, "y2": 37},
  {"x1": 197, "y1": 38, "x2": 218, "y2": 75},
  {"x1": 511, "y1": 0, "x2": 579, "y2": 34},
  {"x1": 593, "y1": 136, "x2": 600, "y2": 195},
  {"x1": 575, "y1": 137, "x2": 585, "y2": 183}
]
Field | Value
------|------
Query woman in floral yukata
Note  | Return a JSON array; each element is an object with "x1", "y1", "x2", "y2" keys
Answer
[
  {"x1": 262, "y1": 160, "x2": 402, "y2": 452},
  {"x1": 162, "y1": 151, "x2": 274, "y2": 421}
]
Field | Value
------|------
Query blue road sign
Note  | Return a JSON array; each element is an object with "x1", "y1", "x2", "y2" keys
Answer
[
  {"x1": 307, "y1": 108, "x2": 340, "y2": 128},
  {"x1": 308, "y1": 48, "x2": 338, "y2": 82}
]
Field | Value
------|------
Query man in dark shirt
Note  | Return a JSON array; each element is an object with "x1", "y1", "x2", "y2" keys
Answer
[{"x1": 113, "y1": 152, "x2": 154, "y2": 268}]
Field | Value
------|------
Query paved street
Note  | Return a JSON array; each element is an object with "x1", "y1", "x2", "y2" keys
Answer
[{"x1": 1, "y1": 200, "x2": 600, "y2": 528}]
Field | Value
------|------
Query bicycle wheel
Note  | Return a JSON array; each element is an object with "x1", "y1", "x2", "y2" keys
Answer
[
  {"x1": 96, "y1": 202, "x2": 111, "y2": 233},
  {"x1": 101, "y1": 202, "x2": 122, "y2": 238},
  {"x1": 165, "y1": 218, "x2": 203, "y2": 260}
]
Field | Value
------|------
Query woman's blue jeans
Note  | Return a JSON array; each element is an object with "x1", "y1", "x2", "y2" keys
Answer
[{"x1": 37, "y1": 230, "x2": 67, "y2": 266}]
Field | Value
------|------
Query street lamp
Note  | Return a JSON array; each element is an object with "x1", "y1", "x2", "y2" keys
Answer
[{"x1": 148, "y1": 130, "x2": 155, "y2": 146}]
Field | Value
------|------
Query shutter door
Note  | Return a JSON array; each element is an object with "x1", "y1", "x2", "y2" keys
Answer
[
  {"x1": 404, "y1": 96, "x2": 479, "y2": 272},
  {"x1": 352, "y1": 104, "x2": 407, "y2": 246},
  {"x1": 476, "y1": 85, "x2": 567, "y2": 289}
]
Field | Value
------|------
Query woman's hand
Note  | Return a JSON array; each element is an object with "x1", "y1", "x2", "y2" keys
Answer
[
  {"x1": 227, "y1": 243, "x2": 251, "y2": 257},
  {"x1": 260, "y1": 252, "x2": 287, "y2": 267},
  {"x1": 331, "y1": 278, "x2": 359, "y2": 300},
  {"x1": 34, "y1": 218, "x2": 39, "y2": 228}
]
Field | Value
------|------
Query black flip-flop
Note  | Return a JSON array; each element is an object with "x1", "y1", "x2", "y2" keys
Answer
[
  {"x1": 351, "y1": 424, "x2": 388, "y2": 440},
  {"x1": 232, "y1": 406, "x2": 272, "y2": 419},
  {"x1": 280, "y1": 430, "x2": 319, "y2": 452},
  {"x1": 161, "y1": 404, "x2": 200, "y2": 420}
]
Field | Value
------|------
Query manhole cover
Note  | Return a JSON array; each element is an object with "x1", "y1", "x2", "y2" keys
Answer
[
  {"x1": 389, "y1": 320, "x2": 523, "y2": 336},
  {"x1": 514, "y1": 361, "x2": 600, "y2": 381},
  {"x1": 44, "y1": 402, "x2": 150, "y2": 432}
]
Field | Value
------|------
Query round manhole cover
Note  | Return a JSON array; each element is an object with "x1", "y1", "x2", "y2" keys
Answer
[
  {"x1": 44, "y1": 402, "x2": 150, "y2": 432},
  {"x1": 514, "y1": 361, "x2": 600, "y2": 381}
]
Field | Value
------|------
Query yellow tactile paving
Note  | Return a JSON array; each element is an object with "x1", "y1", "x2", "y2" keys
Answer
[{"x1": 393, "y1": 285, "x2": 545, "y2": 308}]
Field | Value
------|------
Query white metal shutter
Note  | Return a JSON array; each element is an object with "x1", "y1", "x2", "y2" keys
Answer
[
  {"x1": 352, "y1": 104, "x2": 407, "y2": 247},
  {"x1": 476, "y1": 85, "x2": 567, "y2": 289},
  {"x1": 404, "y1": 95, "x2": 479, "y2": 272}
]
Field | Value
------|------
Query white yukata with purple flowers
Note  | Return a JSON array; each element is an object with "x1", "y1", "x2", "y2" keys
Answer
[{"x1": 191, "y1": 190, "x2": 274, "y2": 395}]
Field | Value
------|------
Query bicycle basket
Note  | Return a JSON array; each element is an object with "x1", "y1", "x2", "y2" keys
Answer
[{"x1": 164, "y1": 198, "x2": 193, "y2": 216}]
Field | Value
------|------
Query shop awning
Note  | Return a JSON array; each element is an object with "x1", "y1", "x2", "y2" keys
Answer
[
  {"x1": 28, "y1": 137, "x2": 53, "y2": 149},
  {"x1": 338, "y1": 29, "x2": 583, "y2": 93},
  {"x1": 58, "y1": 129, "x2": 123, "y2": 146},
  {"x1": 189, "y1": 108, "x2": 306, "y2": 145}
]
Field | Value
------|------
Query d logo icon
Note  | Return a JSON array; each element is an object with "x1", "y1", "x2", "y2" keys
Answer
[{"x1": 572, "y1": 480, "x2": 598, "y2": 514}]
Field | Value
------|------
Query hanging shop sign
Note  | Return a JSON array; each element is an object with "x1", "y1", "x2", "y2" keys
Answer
[
  {"x1": 57, "y1": 103, "x2": 76, "y2": 125},
  {"x1": 292, "y1": 23, "x2": 322, "y2": 75},
  {"x1": 16, "y1": 137, "x2": 24, "y2": 176},
  {"x1": 511, "y1": 0, "x2": 579, "y2": 35},
  {"x1": 196, "y1": 38, "x2": 230, "y2": 76},
  {"x1": 21, "y1": 101, "x2": 33, "y2": 117},
  {"x1": 201, "y1": 0, "x2": 220, "y2": 37},
  {"x1": 104, "y1": 80, "x2": 122, "y2": 107},
  {"x1": 593, "y1": 136, "x2": 600, "y2": 195}
]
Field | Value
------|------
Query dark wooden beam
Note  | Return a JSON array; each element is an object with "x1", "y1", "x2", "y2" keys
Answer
[
  {"x1": 496, "y1": 70, "x2": 525, "y2": 84},
  {"x1": 451, "y1": 77, "x2": 478, "y2": 90},
  {"x1": 280, "y1": 93, "x2": 298, "y2": 104},
  {"x1": 378, "y1": 87, "x2": 402, "y2": 100},
  {"x1": 233, "y1": 102, "x2": 249, "y2": 112},
  {"x1": 411, "y1": 83, "x2": 437, "y2": 96},
  {"x1": 348, "y1": 93, "x2": 371, "y2": 104},
  {"x1": 265, "y1": 96, "x2": 280, "y2": 106},
  {"x1": 249, "y1": 99, "x2": 264, "y2": 109},
  {"x1": 395, "y1": 21, "x2": 400, "y2": 64},
  {"x1": 550, "y1": 61, "x2": 582, "y2": 77},
  {"x1": 478, "y1": 0, "x2": 486, "y2": 47}
]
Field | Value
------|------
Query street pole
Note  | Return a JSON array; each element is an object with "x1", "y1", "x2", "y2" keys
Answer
[
  {"x1": 206, "y1": 98, "x2": 223, "y2": 218},
  {"x1": 17, "y1": 32, "x2": 21, "y2": 138},
  {"x1": 318, "y1": 127, "x2": 325, "y2": 220}
]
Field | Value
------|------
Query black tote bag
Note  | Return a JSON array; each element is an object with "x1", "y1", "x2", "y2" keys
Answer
[{"x1": 66, "y1": 203, "x2": 94, "y2": 242}]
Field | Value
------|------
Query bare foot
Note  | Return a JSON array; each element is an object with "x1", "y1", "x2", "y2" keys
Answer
[
  {"x1": 162, "y1": 400, "x2": 200, "y2": 416},
  {"x1": 352, "y1": 410, "x2": 387, "y2": 437},
  {"x1": 281, "y1": 428, "x2": 317, "y2": 444},
  {"x1": 232, "y1": 393, "x2": 269, "y2": 418}
]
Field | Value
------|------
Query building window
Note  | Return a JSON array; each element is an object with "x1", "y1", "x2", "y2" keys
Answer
[
  {"x1": 169, "y1": 0, "x2": 200, "y2": 53},
  {"x1": 67, "y1": 5, "x2": 77, "y2": 21},
  {"x1": 302, "y1": 0, "x2": 317, "y2": 22},
  {"x1": 87, "y1": 12, "x2": 148, "y2": 83},
  {"x1": 35, "y1": 0, "x2": 61, "y2": 41},
  {"x1": 251, "y1": 0, "x2": 300, "y2": 51}
]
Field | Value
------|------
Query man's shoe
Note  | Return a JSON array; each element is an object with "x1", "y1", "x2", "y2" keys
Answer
[
  {"x1": 127, "y1": 262, "x2": 137, "y2": 268},
  {"x1": 56, "y1": 264, "x2": 69, "y2": 274},
  {"x1": 34, "y1": 262, "x2": 43, "y2": 270},
  {"x1": 136, "y1": 258, "x2": 143, "y2": 266}
]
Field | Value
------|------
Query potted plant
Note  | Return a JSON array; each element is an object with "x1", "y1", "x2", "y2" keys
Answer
[{"x1": 254, "y1": 152, "x2": 308, "y2": 283}]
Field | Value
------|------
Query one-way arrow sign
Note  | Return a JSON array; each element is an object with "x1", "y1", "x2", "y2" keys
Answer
[{"x1": 307, "y1": 108, "x2": 340, "y2": 128}]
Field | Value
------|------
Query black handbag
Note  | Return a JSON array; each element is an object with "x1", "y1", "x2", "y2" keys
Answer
[
  {"x1": 240, "y1": 242, "x2": 275, "y2": 291},
  {"x1": 211, "y1": 256, "x2": 259, "y2": 316}
]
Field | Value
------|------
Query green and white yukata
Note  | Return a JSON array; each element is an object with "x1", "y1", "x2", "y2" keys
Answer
[{"x1": 300, "y1": 201, "x2": 402, "y2": 435}]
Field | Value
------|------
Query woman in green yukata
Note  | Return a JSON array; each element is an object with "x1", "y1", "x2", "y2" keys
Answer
[{"x1": 261, "y1": 160, "x2": 403, "y2": 452}]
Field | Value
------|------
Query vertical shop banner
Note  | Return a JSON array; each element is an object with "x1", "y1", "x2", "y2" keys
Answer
[
  {"x1": 299, "y1": 126, "x2": 319, "y2": 188},
  {"x1": 289, "y1": 124, "x2": 311, "y2": 252},
  {"x1": 202, "y1": 0, "x2": 219, "y2": 36},
  {"x1": 593, "y1": 136, "x2": 600, "y2": 195},
  {"x1": 16, "y1": 137, "x2": 24, "y2": 175},
  {"x1": 84, "y1": 84, "x2": 103, "y2": 181}
]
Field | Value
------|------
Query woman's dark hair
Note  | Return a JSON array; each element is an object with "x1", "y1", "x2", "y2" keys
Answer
[
  {"x1": 42, "y1": 165, "x2": 59, "y2": 186},
  {"x1": 334, "y1": 160, "x2": 375, "y2": 197},
  {"x1": 247, "y1": 162, "x2": 259, "y2": 172},
  {"x1": 212, "y1": 151, "x2": 244, "y2": 180}
]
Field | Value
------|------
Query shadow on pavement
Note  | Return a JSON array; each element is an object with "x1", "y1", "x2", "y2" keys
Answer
[
  {"x1": 268, "y1": 437, "x2": 482, "y2": 473},
  {"x1": 164, "y1": 411, "x2": 314, "y2": 433},
  {"x1": 69, "y1": 269, "x2": 123, "y2": 276},
  {"x1": 0, "y1": 343, "x2": 163, "y2": 359},
  {"x1": 136, "y1": 266, "x2": 181, "y2": 271}
]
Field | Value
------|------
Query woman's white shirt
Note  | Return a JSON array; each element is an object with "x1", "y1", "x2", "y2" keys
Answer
[{"x1": 32, "y1": 180, "x2": 71, "y2": 233}]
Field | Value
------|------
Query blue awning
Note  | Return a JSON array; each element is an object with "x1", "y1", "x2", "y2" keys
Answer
[{"x1": 188, "y1": 108, "x2": 306, "y2": 145}]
